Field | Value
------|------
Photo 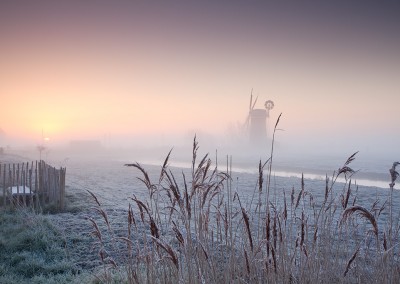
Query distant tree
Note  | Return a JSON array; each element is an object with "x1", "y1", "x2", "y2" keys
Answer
[
  {"x1": 37, "y1": 145, "x2": 46, "y2": 160},
  {"x1": 0, "y1": 128, "x2": 5, "y2": 143},
  {"x1": 0, "y1": 128, "x2": 5, "y2": 155}
]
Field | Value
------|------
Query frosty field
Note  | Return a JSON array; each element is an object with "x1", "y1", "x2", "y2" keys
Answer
[
  {"x1": 54, "y1": 151, "x2": 400, "y2": 281},
  {"x1": 2, "y1": 148, "x2": 400, "y2": 283}
]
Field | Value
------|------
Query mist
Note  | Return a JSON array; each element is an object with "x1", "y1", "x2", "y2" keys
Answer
[{"x1": 1, "y1": 0, "x2": 399, "y2": 183}]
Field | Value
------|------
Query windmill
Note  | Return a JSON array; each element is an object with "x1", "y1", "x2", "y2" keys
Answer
[
  {"x1": 244, "y1": 89, "x2": 258, "y2": 130},
  {"x1": 244, "y1": 90, "x2": 274, "y2": 146}
]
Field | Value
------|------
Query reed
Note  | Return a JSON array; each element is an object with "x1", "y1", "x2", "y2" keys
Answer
[{"x1": 86, "y1": 123, "x2": 400, "y2": 283}]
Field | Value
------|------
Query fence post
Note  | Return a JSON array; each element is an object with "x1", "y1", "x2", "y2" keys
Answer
[
  {"x1": 3, "y1": 165, "x2": 6, "y2": 207},
  {"x1": 22, "y1": 167, "x2": 26, "y2": 207},
  {"x1": 24, "y1": 162, "x2": 29, "y2": 207},
  {"x1": 25, "y1": 162, "x2": 28, "y2": 186},
  {"x1": 54, "y1": 167, "x2": 59, "y2": 207},
  {"x1": 60, "y1": 167, "x2": 66, "y2": 211},
  {"x1": 49, "y1": 166, "x2": 53, "y2": 203},
  {"x1": 39, "y1": 161, "x2": 42, "y2": 205},
  {"x1": 16, "y1": 164, "x2": 19, "y2": 206},
  {"x1": 3, "y1": 165, "x2": 7, "y2": 207},
  {"x1": 35, "y1": 161, "x2": 39, "y2": 208},
  {"x1": 29, "y1": 162, "x2": 33, "y2": 208},
  {"x1": 17, "y1": 164, "x2": 21, "y2": 207},
  {"x1": 9, "y1": 165, "x2": 13, "y2": 208},
  {"x1": 40, "y1": 161, "x2": 44, "y2": 204},
  {"x1": 47, "y1": 165, "x2": 51, "y2": 203},
  {"x1": 53, "y1": 167, "x2": 57, "y2": 204},
  {"x1": 1, "y1": 164, "x2": 3, "y2": 207}
]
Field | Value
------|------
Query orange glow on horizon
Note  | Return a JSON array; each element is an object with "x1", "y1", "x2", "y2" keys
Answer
[{"x1": 1, "y1": 1, "x2": 399, "y2": 153}]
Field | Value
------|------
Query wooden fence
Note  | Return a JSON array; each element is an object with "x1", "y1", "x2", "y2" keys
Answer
[{"x1": 0, "y1": 161, "x2": 66, "y2": 211}]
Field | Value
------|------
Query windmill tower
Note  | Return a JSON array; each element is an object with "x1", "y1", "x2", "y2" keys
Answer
[{"x1": 244, "y1": 91, "x2": 274, "y2": 146}]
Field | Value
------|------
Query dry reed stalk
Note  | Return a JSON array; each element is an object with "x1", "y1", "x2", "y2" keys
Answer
[
  {"x1": 150, "y1": 236, "x2": 179, "y2": 270},
  {"x1": 87, "y1": 217, "x2": 103, "y2": 242},
  {"x1": 203, "y1": 204, "x2": 213, "y2": 238},
  {"x1": 378, "y1": 200, "x2": 387, "y2": 217},
  {"x1": 224, "y1": 205, "x2": 228, "y2": 245},
  {"x1": 383, "y1": 232, "x2": 388, "y2": 251},
  {"x1": 164, "y1": 170, "x2": 181, "y2": 205},
  {"x1": 198, "y1": 240, "x2": 209, "y2": 261},
  {"x1": 326, "y1": 152, "x2": 358, "y2": 200},
  {"x1": 257, "y1": 159, "x2": 268, "y2": 218},
  {"x1": 199, "y1": 156, "x2": 212, "y2": 183},
  {"x1": 300, "y1": 211, "x2": 305, "y2": 247},
  {"x1": 291, "y1": 186, "x2": 295, "y2": 207},
  {"x1": 283, "y1": 190, "x2": 288, "y2": 221},
  {"x1": 341, "y1": 179, "x2": 352, "y2": 209},
  {"x1": 237, "y1": 193, "x2": 253, "y2": 252},
  {"x1": 215, "y1": 200, "x2": 223, "y2": 243},
  {"x1": 128, "y1": 203, "x2": 136, "y2": 229},
  {"x1": 226, "y1": 155, "x2": 236, "y2": 283},
  {"x1": 125, "y1": 162, "x2": 156, "y2": 198},
  {"x1": 194, "y1": 153, "x2": 208, "y2": 179},
  {"x1": 164, "y1": 171, "x2": 186, "y2": 222},
  {"x1": 258, "y1": 160, "x2": 264, "y2": 194},
  {"x1": 266, "y1": 113, "x2": 282, "y2": 215},
  {"x1": 273, "y1": 212, "x2": 277, "y2": 251},
  {"x1": 192, "y1": 136, "x2": 199, "y2": 168},
  {"x1": 389, "y1": 162, "x2": 399, "y2": 188},
  {"x1": 389, "y1": 162, "x2": 399, "y2": 246},
  {"x1": 116, "y1": 236, "x2": 134, "y2": 246},
  {"x1": 87, "y1": 189, "x2": 101, "y2": 207},
  {"x1": 266, "y1": 211, "x2": 271, "y2": 258},
  {"x1": 171, "y1": 221, "x2": 184, "y2": 247},
  {"x1": 150, "y1": 217, "x2": 159, "y2": 239},
  {"x1": 159, "y1": 148, "x2": 173, "y2": 184},
  {"x1": 337, "y1": 152, "x2": 358, "y2": 179},
  {"x1": 267, "y1": 113, "x2": 282, "y2": 193},
  {"x1": 271, "y1": 246, "x2": 277, "y2": 273},
  {"x1": 277, "y1": 213, "x2": 283, "y2": 244},
  {"x1": 242, "y1": 207, "x2": 253, "y2": 252},
  {"x1": 343, "y1": 247, "x2": 360, "y2": 277},
  {"x1": 371, "y1": 199, "x2": 381, "y2": 216},
  {"x1": 201, "y1": 175, "x2": 226, "y2": 209},
  {"x1": 340, "y1": 205, "x2": 378, "y2": 237},
  {"x1": 244, "y1": 248, "x2": 250, "y2": 275},
  {"x1": 338, "y1": 166, "x2": 356, "y2": 180},
  {"x1": 179, "y1": 173, "x2": 190, "y2": 220},
  {"x1": 352, "y1": 186, "x2": 358, "y2": 207},
  {"x1": 130, "y1": 195, "x2": 150, "y2": 223},
  {"x1": 308, "y1": 192, "x2": 315, "y2": 213},
  {"x1": 302, "y1": 244, "x2": 308, "y2": 258},
  {"x1": 324, "y1": 174, "x2": 329, "y2": 204},
  {"x1": 295, "y1": 174, "x2": 305, "y2": 209},
  {"x1": 295, "y1": 190, "x2": 302, "y2": 210},
  {"x1": 87, "y1": 214, "x2": 118, "y2": 281},
  {"x1": 91, "y1": 207, "x2": 111, "y2": 231},
  {"x1": 313, "y1": 227, "x2": 318, "y2": 244}
]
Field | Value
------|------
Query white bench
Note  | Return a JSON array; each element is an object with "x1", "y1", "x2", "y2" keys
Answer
[{"x1": 7, "y1": 186, "x2": 33, "y2": 195}]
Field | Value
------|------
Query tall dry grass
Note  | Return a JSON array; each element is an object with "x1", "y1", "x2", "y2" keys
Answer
[{"x1": 87, "y1": 119, "x2": 400, "y2": 283}]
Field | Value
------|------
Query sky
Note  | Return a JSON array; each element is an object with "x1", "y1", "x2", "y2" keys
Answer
[{"x1": 1, "y1": 0, "x2": 399, "y2": 161}]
